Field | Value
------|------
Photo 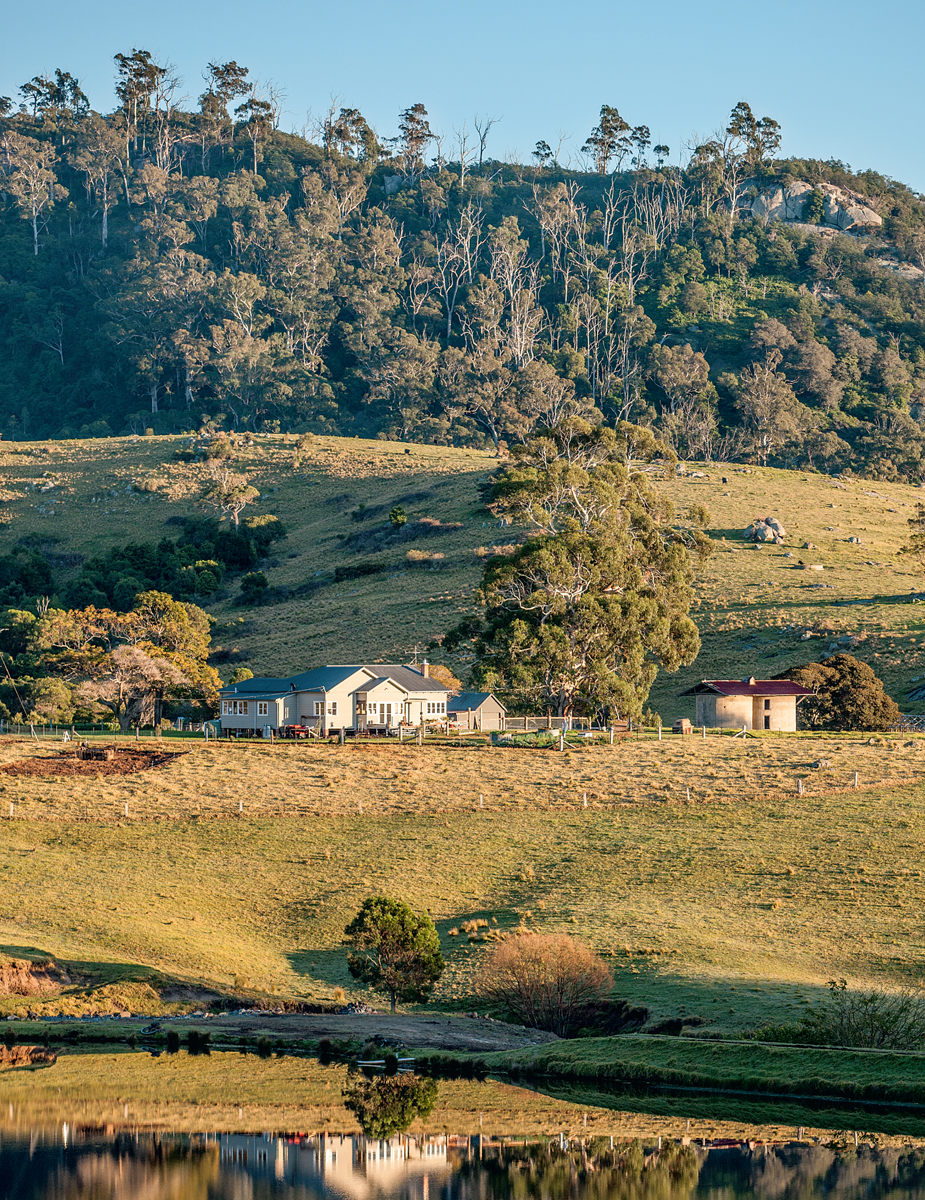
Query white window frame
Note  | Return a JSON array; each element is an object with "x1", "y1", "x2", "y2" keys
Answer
[
  {"x1": 226, "y1": 700, "x2": 248, "y2": 716},
  {"x1": 314, "y1": 702, "x2": 322, "y2": 716},
  {"x1": 327, "y1": 701, "x2": 337, "y2": 716},
  {"x1": 257, "y1": 701, "x2": 268, "y2": 717},
  {"x1": 222, "y1": 700, "x2": 230, "y2": 715}
]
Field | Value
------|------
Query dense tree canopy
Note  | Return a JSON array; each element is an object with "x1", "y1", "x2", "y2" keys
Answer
[
  {"x1": 0, "y1": 59, "x2": 924, "y2": 482},
  {"x1": 447, "y1": 419, "x2": 708, "y2": 719},
  {"x1": 780, "y1": 653, "x2": 900, "y2": 732},
  {"x1": 1, "y1": 589, "x2": 219, "y2": 727}
]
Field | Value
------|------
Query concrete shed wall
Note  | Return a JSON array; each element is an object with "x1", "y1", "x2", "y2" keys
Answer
[
  {"x1": 695, "y1": 694, "x2": 753, "y2": 729},
  {"x1": 753, "y1": 695, "x2": 798, "y2": 732}
]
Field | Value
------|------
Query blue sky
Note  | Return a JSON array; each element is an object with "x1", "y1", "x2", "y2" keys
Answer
[{"x1": 3, "y1": 0, "x2": 924, "y2": 190}]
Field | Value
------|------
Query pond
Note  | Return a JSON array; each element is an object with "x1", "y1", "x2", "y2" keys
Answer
[
  {"x1": 4, "y1": 1128, "x2": 925, "y2": 1200},
  {"x1": 4, "y1": 1051, "x2": 925, "y2": 1199}
]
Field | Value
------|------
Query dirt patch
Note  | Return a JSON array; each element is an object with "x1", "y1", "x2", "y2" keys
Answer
[
  {"x1": 0, "y1": 747, "x2": 186, "y2": 778},
  {"x1": 0, "y1": 958, "x2": 69, "y2": 996},
  {"x1": 0, "y1": 1045, "x2": 57, "y2": 1068},
  {"x1": 167, "y1": 1012, "x2": 559, "y2": 1053}
]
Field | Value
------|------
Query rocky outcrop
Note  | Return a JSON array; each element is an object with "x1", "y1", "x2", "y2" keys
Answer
[
  {"x1": 744, "y1": 516, "x2": 786, "y2": 544},
  {"x1": 750, "y1": 181, "x2": 882, "y2": 231}
]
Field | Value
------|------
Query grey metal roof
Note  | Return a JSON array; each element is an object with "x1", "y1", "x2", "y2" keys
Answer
[
  {"x1": 448, "y1": 691, "x2": 507, "y2": 712},
  {"x1": 219, "y1": 665, "x2": 370, "y2": 696},
  {"x1": 327, "y1": 664, "x2": 449, "y2": 692}
]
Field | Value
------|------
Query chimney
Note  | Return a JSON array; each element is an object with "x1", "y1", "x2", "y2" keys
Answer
[{"x1": 421, "y1": 660, "x2": 430, "y2": 678}]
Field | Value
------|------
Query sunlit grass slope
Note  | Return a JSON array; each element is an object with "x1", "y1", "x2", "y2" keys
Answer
[
  {"x1": 2, "y1": 731, "x2": 924, "y2": 1031},
  {"x1": 2, "y1": 434, "x2": 924, "y2": 719}
]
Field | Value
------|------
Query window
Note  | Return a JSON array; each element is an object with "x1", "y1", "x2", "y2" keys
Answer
[
  {"x1": 314, "y1": 701, "x2": 322, "y2": 716},
  {"x1": 224, "y1": 700, "x2": 249, "y2": 716},
  {"x1": 763, "y1": 698, "x2": 770, "y2": 711},
  {"x1": 257, "y1": 701, "x2": 268, "y2": 717},
  {"x1": 764, "y1": 715, "x2": 771, "y2": 730},
  {"x1": 222, "y1": 701, "x2": 229, "y2": 715},
  {"x1": 327, "y1": 702, "x2": 337, "y2": 716}
]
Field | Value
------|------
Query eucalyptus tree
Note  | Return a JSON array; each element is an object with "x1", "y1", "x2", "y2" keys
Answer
[{"x1": 448, "y1": 419, "x2": 708, "y2": 720}]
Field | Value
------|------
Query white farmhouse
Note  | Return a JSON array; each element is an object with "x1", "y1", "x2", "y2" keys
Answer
[{"x1": 218, "y1": 662, "x2": 450, "y2": 736}]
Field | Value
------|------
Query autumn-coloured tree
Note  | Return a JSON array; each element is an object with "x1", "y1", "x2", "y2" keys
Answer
[{"x1": 478, "y1": 933, "x2": 613, "y2": 1036}]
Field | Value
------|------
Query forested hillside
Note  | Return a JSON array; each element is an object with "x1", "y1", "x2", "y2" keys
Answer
[{"x1": 2, "y1": 56, "x2": 925, "y2": 480}]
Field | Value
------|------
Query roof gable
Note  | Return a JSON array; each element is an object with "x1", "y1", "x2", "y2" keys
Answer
[
  {"x1": 448, "y1": 691, "x2": 507, "y2": 712},
  {"x1": 352, "y1": 664, "x2": 449, "y2": 692}
]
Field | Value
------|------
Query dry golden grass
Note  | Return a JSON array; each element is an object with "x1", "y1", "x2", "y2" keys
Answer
[
  {"x1": 1, "y1": 732, "x2": 925, "y2": 1035},
  {"x1": 0, "y1": 735, "x2": 921, "y2": 822}
]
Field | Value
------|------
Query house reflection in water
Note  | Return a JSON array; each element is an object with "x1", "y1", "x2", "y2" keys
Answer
[{"x1": 213, "y1": 1131, "x2": 457, "y2": 1197}]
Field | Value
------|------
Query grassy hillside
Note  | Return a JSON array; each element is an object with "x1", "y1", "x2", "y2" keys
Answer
[
  {"x1": 1, "y1": 433, "x2": 924, "y2": 719},
  {"x1": 2, "y1": 734, "x2": 925, "y2": 1031}
]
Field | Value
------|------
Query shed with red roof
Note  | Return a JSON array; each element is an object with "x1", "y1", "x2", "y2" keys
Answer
[{"x1": 680, "y1": 677, "x2": 815, "y2": 731}]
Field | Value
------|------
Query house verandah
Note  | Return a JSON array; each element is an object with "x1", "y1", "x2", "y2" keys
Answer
[{"x1": 218, "y1": 663, "x2": 451, "y2": 737}]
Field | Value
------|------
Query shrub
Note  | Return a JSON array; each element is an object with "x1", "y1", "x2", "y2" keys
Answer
[
  {"x1": 406, "y1": 550, "x2": 444, "y2": 567},
  {"x1": 756, "y1": 979, "x2": 925, "y2": 1050},
  {"x1": 389, "y1": 506, "x2": 407, "y2": 528},
  {"x1": 334, "y1": 562, "x2": 385, "y2": 582},
  {"x1": 477, "y1": 932, "x2": 613, "y2": 1036},
  {"x1": 686, "y1": 502, "x2": 711, "y2": 527},
  {"x1": 166, "y1": 1030, "x2": 180, "y2": 1053},
  {"x1": 240, "y1": 572, "x2": 269, "y2": 603},
  {"x1": 344, "y1": 895, "x2": 445, "y2": 1013}
]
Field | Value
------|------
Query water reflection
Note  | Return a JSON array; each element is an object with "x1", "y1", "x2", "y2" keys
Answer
[{"x1": 4, "y1": 1131, "x2": 925, "y2": 1200}]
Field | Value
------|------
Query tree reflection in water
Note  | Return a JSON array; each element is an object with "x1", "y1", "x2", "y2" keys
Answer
[
  {"x1": 458, "y1": 1141, "x2": 700, "y2": 1200},
  {"x1": 342, "y1": 1070, "x2": 439, "y2": 1138}
]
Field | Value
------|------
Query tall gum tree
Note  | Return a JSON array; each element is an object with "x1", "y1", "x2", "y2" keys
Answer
[{"x1": 447, "y1": 419, "x2": 709, "y2": 720}]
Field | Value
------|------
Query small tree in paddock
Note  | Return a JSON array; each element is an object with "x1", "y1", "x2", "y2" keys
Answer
[
  {"x1": 477, "y1": 932, "x2": 613, "y2": 1036},
  {"x1": 343, "y1": 896, "x2": 444, "y2": 1013}
]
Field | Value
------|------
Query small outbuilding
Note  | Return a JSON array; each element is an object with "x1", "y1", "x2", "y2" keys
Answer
[
  {"x1": 448, "y1": 692, "x2": 507, "y2": 731},
  {"x1": 680, "y1": 677, "x2": 815, "y2": 732}
]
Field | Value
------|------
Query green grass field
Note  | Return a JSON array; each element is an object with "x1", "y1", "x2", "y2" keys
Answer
[
  {"x1": 484, "y1": 1035, "x2": 925, "y2": 1104},
  {"x1": 2, "y1": 433, "x2": 925, "y2": 719},
  {"x1": 1, "y1": 738, "x2": 924, "y2": 1033},
  {"x1": 4, "y1": 434, "x2": 925, "y2": 1094}
]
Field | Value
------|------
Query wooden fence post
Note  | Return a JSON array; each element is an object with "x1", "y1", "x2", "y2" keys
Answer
[
  {"x1": 854, "y1": 771, "x2": 859, "y2": 789},
  {"x1": 658, "y1": 724, "x2": 662, "y2": 741}
]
